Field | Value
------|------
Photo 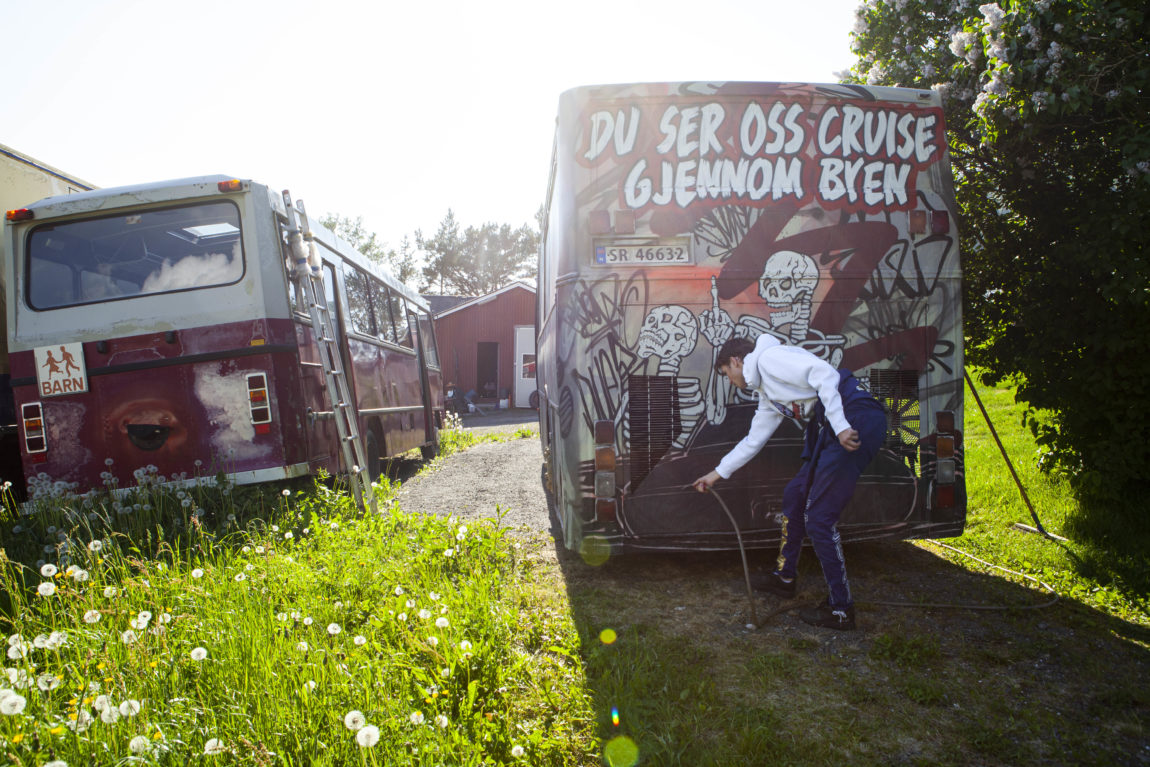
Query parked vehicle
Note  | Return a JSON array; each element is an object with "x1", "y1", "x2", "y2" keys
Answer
[
  {"x1": 2, "y1": 176, "x2": 442, "y2": 501},
  {"x1": 536, "y1": 82, "x2": 965, "y2": 552}
]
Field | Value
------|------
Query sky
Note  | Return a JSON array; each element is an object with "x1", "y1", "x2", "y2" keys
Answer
[{"x1": 1, "y1": 0, "x2": 862, "y2": 258}]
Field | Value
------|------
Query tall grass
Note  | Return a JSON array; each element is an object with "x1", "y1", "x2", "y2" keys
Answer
[{"x1": 0, "y1": 420, "x2": 591, "y2": 765}]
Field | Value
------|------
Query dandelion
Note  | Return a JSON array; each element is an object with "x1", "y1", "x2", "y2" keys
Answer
[
  {"x1": 435, "y1": 714, "x2": 449, "y2": 728},
  {"x1": 104, "y1": 586, "x2": 118, "y2": 598},
  {"x1": 327, "y1": 623, "x2": 341, "y2": 636},
  {"x1": 234, "y1": 573, "x2": 247, "y2": 582},
  {"x1": 40, "y1": 564, "x2": 58, "y2": 577},
  {"x1": 297, "y1": 642, "x2": 308, "y2": 652},
  {"x1": 204, "y1": 738, "x2": 226, "y2": 755},
  {"x1": 190, "y1": 647, "x2": 208, "y2": 661},
  {"x1": 119, "y1": 699, "x2": 141, "y2": 717},
  {"x1": 121, "y1": 630, "x2": 138, "y2": 644},
  {"x1": 87, "y1": 540, "x2": 102, "y2": 553},
  {"x1": 100, "y1": 706, "x2": 120, "y2": 724},
  {"x1": 0, "y1": 694, "x2": 27, "y2": 715},
  {"x1": 282, "y1": 489, "x2": 291, "y2": 497},
  {"x1": 255, "y1": 546, "x2": 265, "y2": 555},
  {"x1": 277, "y1": 612, "x2": 288, "y2": 622},
  {"x1": 410, "y1": 711, "x2": 425, "y2": 726},
  {"x1": 284, "y1": 532, "x2": 293, "y2": 540},
  {"x1": 394, "y1": 586, "x2": 404, "y2": 596},
  {"x1": 511, "y1": 745, "x2": 525, "y2": 758},
  {"x1": 37, "y1": 673, "x2": 61, "y2": 691},
  {"x1": 159, "y1": 613, "x2": 172, "y2": 625},
  {"x1": 129, "y1": 735, "x2": 151, "y2": 754},
  {"x1": 305, "y1": 680, "x2": 317, "y2": 691},
  {"x1": 303, "y1": 617, "x2": 313, "y2": 626},
  {"x1": 83, "y1": 610, "x2": 101, "y2": 624},
  {"x1": 427, "y1": 636, "x2": 439, "y2": 647},
  {"x1": 344, "y1": 710, "x2": 366, "y2": 731},
  {"x1": 444, "y1": 548, "x2": 454, "y2": 558},
  {"x1": 435, "y1": 617, "x2": 449, "y2": 629},
  {"x1": 43, "y1": 761, "x2": 67, "y2": 767},
  {"x1": 460, "y1": 640, "x2": 473, "y2": 657},
  {"x1": 354, "y1": 635, "x2": 367, "y2": 646},
  {"x1": 397, "y1": 613, "x2": 407, "y2": 622},
  {"x1": 440, "y1": 667, "x2": 450, "y2": 678},
  {"x1": 38, "y1": 581, "x2": 56, "y2": 597},
  {"x1": 356, "y1": 725, "x2": 380, "y2": 747}
]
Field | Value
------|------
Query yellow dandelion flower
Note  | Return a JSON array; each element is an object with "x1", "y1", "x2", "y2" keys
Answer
[
  {"x1": 50, "y1": 726, "x2": 64, "y2": 735},
  {"x1": 149, "y1": 661, "x2": 159, "y2": 669},
  {"x1": 97, "y1": 663, "x2": 106, "y2": 670},
  {"x1": 11, "y1": 734, "x2": 24, "y2": 744}
]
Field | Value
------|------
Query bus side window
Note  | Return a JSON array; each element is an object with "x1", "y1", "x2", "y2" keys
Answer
[
  {"x1": 417, "y1": 313, "x2": 440, "y2": 368},
  {"x1": 342, "y1": 264, "x2": 375, "y2": 337},
  {"x1": 371, "y1": 280, "x2": 398, "y2": 344},
  {"x1": 391, "y1": 294, "x2": 413, "y2": 349}
]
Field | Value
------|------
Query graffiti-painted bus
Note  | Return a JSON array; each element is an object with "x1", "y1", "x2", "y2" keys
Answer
[
  {"x1": 537, "y1": 82, "x2": 965, "y2": 553},
  {"x1": 2, "y1": 175, "x2": 442, "y2": 501}
]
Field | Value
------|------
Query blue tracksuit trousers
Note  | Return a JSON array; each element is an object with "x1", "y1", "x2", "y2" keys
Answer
[{"x1": 774, "y1": 377, "x2": 886, "y2": 609}]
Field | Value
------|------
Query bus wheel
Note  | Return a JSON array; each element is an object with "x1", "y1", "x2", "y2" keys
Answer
[
  {"x1": 529, "y1": 390, "x2": 540, "y2": 410},
  {"x1": 365, "y1": 430, "x2": 382, "y2": 482},
  {"x1": 420, "y1": 440, "x2": 439, "y2": 461}
]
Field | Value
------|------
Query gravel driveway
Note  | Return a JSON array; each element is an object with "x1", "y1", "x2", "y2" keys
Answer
[{"x1": 395, "y1": 409, "x2": 551, "y2": 532}]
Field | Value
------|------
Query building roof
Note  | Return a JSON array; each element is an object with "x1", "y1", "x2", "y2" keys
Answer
[
  {"x1": 423, "y1": 295, "x2": 475, "y2": 316},
  {"x1": 431, "y1": 281, "x2": 536, "y2": 319}
]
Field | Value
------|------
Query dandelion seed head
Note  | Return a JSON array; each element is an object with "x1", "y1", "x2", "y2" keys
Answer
[
  {"x1": 354, "y1": 635, "x2": 367, "y2": 646},
  {"x1": 38, "y1": 581, "x2": 57, "y2": 597},
  {"x1": 121, "y1": 630, "x2": 138, "y2": 644},
  {"x1": 41, "y1": 563, "x2": 58, "y2": 577},
  {"x1": 190, "y1": 647, "x2": 208, "y2": 661},
  {"x1": 409, "y1": 711, "x2": 425, "y2": 725},
  {"x1": 104, "y1": 586, "x2": 118, "y2": 598},
  {"x1": 119, "y1": 699, "x2": 141, "y2": 717},
  {"x1": 356, "y1": 724, "x2": 380, "y2": 747},
  {"x1": 327, "y1": 623, "x2": 341, "y2": 636},
  {"x1": 435, "y1": 617, "x2": 449, "y2": 629},
  {"x1": 204, "y1": 738, "x2": 226, "y2": 755},
  {"x1": 344, "y1": 710, "x2": 366, "y2": 731},
  {"x1": 100, "y1": 706, "x2": 121, "y2": 723},
  {"x1": 129, "y1": 734, "x2": 151, "y2": 754},
  {"x1": 87, "y1": 540, "x2": 103, "y2": 553},
  {"x1": 511, "y1": 745, "x2": 525, "y2": 758}
]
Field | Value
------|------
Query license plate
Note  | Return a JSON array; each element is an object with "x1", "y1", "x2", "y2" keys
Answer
[{"x1": 595, "y1": 242, "x2": 690, "y2": 266}]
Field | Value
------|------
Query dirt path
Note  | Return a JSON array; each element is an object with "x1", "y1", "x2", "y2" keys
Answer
[{"x1": 394, "y1": 411, "x2": 551, "y2": 532}]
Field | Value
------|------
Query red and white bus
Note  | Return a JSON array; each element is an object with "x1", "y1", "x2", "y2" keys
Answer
[
  {"x1": 537, "y1": 82, "x2": 965, "y2": 553},
  {"x1": 2, "y1": 175, "x2": 442, "y2": 501}
]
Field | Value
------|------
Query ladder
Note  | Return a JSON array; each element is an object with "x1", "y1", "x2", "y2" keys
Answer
[{"x1": 282, "y1": 191, "x2": 376, "y2": 513}]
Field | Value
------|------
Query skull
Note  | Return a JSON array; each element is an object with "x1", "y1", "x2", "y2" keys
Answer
[
  {"x1": 758, "y1": 250, "x2": 818, "y2": 327},
  {"x1": 636, "y1": 305, "x2": 698, "y2": 361}
]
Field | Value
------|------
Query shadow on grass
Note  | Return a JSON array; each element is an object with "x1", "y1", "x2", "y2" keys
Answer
[{"x1": 543, "y1": 503, "x2": 1150, "y2": 766}]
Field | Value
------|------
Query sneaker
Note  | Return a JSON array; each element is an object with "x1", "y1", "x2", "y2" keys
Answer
[
  {"x1": 749, "y1": 572, "x2": 797, "y2": 599},
  {"x1": 799, "y1": 601, "x2": 856, "y2": 631}
]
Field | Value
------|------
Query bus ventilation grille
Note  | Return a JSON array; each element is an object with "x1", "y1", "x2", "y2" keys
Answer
[
  {"x1": 628, "y1": 375, "x2": 680, "y2": 492},
  {"x1": 869, "y1": 368, "x2": 920, "y2": 468}
]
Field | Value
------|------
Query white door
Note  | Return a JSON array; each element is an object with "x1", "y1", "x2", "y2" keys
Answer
[{"x1": 513, "y1": 325, "x2": 536, "y2": 408}]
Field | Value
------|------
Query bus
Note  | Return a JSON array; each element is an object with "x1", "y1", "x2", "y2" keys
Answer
[
  {"x1": 2, "y1": 175, "x2": 443, "y2": 501},
  {"x1": 537, "y1": 82, "x2": 965, "y2": 554}
]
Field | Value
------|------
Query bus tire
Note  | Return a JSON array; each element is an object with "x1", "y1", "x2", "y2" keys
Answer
[
  {"x1": 365, "y1": 430, "x2": 382, "y2": 482},
  {"x1": 420, "y1": 440, "x2": 439, "y2": 461},
  {"x1": 528, "y1": 390, "x2": 540, "y2": 410}
]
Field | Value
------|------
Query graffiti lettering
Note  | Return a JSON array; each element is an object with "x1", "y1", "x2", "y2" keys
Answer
[{"x1": 581, "y1": 95, "x2": 944, "y2": 215}]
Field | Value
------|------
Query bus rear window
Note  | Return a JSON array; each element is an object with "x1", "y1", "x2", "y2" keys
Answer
[{"x1": 26, "y1": 201, "x2": 245, "y2": 309}]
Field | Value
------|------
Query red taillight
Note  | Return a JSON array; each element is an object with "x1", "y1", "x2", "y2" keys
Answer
[
  {"x1": 935, "y1": 484, "x2": 956, "y2": 508},
  {"x1": 246, "y1": 373, "x2": 271, "y2": 425},
  {"x1": 217, "y1": 179, "x2": 247, "y2": 192},
  {"x1": 5, "y1": 208, "x2": 34, "y2": 222},
  {"x1": 22, "y1": 402, "x2": 46, "y2": 454}
]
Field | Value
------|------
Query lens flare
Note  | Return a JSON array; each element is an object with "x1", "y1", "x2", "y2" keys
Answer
[
  {"x1": 603, "y1": 735, "x2": 639, "y2": 767},
  {"x1": 610, "y1": 706, "x2": 620, "y2": 726},
  {"x1": 579, "y1": 534, "x2": 612, "y2": 566},
  {"x1": 599, "y1": 628, "x2": 617, "y2": 645}
]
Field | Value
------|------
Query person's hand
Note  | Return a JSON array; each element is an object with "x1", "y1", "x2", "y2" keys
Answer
[
  {"x1": 693, "y1": 470, "x2": 721, "y2": 492},
  {"x1": 837, "y1": 428, "x2": 861, "y2": 451}
]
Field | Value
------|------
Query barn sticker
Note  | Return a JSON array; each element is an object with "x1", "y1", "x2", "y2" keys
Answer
[{"x1": 35, "y1": 342, "x2": 88, "y2": 397}]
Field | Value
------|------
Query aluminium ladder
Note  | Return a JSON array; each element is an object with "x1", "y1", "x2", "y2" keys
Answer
[{"x1": 282, "y1": 191, "x2": 377, "y2": 513}]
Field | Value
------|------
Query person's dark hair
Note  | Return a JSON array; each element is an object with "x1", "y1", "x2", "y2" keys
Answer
[{"x1": 714, "y1": 337, "x2": 755, "y2": 373}]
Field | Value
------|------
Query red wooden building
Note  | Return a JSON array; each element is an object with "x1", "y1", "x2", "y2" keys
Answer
[{"x1": 428, "y1": 281, "x2": 537, "y2": 408}]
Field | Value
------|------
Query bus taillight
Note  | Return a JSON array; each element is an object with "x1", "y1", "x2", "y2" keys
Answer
[
  {"x1": 593, "y1": 420, "x2": 617, "y2": 522},
  {"x1": 933, "y1": 410, "x2": 957, "y2": 508},
  {"x1": 247, "y1": 373, "x2": 272, "y2": 433},
  {"x1": 22, "y1": 402, "x2": 47, "y2": 456},
  {"x1": 5, "y1": 208, "x2": 33, "y2": 222},
  {"x1": 217, "y1": 179, "x2": 248, "y2": 192}
]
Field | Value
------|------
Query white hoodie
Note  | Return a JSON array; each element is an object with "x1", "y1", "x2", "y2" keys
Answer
[{"x1": 714, "y1": 335, "x2": 852, "y2": 479}]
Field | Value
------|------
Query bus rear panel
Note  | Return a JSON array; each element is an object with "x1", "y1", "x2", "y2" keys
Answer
[
  {"x1": 537, "y1": 82, "x2": 965, "y2": 553},
  {"x1": 3, "y1": 176, "x2": 441, "y2": 500}
]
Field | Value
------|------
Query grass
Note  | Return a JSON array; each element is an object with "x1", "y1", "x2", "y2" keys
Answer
[{"x1": 2, "y1": 377, "x2": 1148, "y2": 766}]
